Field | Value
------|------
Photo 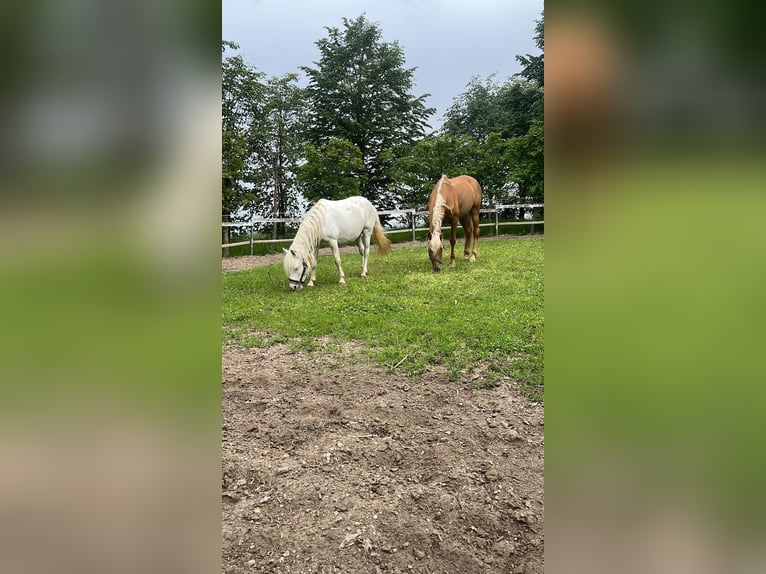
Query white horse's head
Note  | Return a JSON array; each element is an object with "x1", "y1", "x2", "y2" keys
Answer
[{"x1": 283, "y1": 248, "x2": 308, "y2": 291}]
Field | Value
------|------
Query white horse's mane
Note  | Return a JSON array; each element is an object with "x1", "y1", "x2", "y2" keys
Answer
[{"x1": 289, "y1": 200, "x2": 327, "y2": 267}]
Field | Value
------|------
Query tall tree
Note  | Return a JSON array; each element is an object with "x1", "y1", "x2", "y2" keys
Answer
[
  {"x1": 512, "y1": 11, "x2": 544, "y2": 199},
  {"x1": 442, "y1": 75, "x2": 540, "y2": 142},
  {"x1": 439, "y1": 12, "x2": 544, "y2": 202},
  {"x1": 222, "y1": 41, "x2": 265, "y2": 253},
  {"x1": 516, "y1": 12, "x2": 544, "y2": 87},
  {"x1": 263, "y1": 74, "x2": 307, "y2": 243},
  {"x1": 301, "y1": 14, "x2": 434, "y2": 208}
]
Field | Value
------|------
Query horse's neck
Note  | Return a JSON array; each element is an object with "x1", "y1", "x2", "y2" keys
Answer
[
  {"x1": 431, "y1": 193, "x2": 449, "y2": 229},
  {"x1": 293, "y1": 204, "x2": 325, "y2": 258}
]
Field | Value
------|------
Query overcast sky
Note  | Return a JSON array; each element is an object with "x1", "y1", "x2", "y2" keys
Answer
[{"x1": 222, "y1": 0, "x2": 543, "y2": 129}]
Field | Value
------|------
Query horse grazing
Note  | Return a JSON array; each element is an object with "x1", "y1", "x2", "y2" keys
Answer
[
  {"x1": 283, "y1": 196, "x2": 392, "y2": 291},
  {"x1": 426, "y1": 174, "x2": 482, "y2": 272}
]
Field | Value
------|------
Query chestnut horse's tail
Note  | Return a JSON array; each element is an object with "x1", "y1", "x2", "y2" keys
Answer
[{"x1": 373, "y1": 221, "x2": 392, "y2": 255}]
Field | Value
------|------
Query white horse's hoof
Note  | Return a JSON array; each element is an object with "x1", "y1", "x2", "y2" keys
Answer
[{"x1": 338, "y1": 279, "x2": 346, "y2": 285}]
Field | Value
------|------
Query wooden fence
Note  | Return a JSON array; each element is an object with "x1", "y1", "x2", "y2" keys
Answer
[{"x1": 222, "y1": 204, "x2": 543, "y2": 254}]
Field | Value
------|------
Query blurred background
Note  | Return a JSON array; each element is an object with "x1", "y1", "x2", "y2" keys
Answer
[
  {"x1": 0, "y1": 1, "x2": 221, "y2": 573},
  {"x1": 545, "y1": 1, "x2": 766, "y2": 573}
]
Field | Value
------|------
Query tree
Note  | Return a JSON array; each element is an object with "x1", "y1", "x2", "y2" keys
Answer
[
  {"x1": 442, "y1": 75, "x2": 540, "y2": 142},
  {"x1": 507, "y1": 119, "x2": 544, "y2": 201},
  {"x1": 222, "y1": 41, "x2": 265, "y2": 253},
  {"x1": 512, "y1": 12, "x2": 544, "y2": 200},
  {"x1": 390, "y1": 135, "x2": 483, "y2": 209},
  {"x1": 472, "y1": 133, "x2": 517, "y2": 205},
  {"x1": 516, "y1": 12, "x2": 544, "y2": 87},
  {"x1": 262, "y1": 74, "x2": 307, "y2": 243},
  {"x1": 439, "y1": 12, "x2": 544, "y2": 203},
  {"x1": 301, "y1": 14, "x2": 434, "y2": 208},
  {"x1": 297, "y1": 138, "x2": 367, "y2": 204}
]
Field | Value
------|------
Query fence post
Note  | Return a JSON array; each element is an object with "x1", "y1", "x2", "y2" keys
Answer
[
  {"x1": 411, "y1": 211, "x2": 416, "y2": 241},
  {"x1": 495, "y1": 208, "x2": 499, "y2": 236},
  {"x1": 249, "y1": 223, "x2": 254, "y2": 256}
]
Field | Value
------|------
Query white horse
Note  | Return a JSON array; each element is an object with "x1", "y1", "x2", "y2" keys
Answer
[{"x1": 283, "y1": 196, "x2": 392, "y2": 291}]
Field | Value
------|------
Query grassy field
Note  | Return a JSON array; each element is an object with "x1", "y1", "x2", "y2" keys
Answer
[{"x1": 222, "y1": 237, "x2": 543, "y2": 397}]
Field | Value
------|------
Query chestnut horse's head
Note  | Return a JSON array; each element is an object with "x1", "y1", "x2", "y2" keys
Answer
[{"x1": 427, "y1": 229, "x2": 443, "y2": 272}]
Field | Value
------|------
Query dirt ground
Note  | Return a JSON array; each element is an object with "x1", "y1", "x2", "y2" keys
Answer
[
  {"x1": 222, "y1": 343, "x2": 544, "y2": 574},
  {"x1": 222, "y1": 235, "x2": 544, "y2": 573}
]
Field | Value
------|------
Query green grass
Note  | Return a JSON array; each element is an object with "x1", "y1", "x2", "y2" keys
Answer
[{"x1": 222, "y1": 237, "x2": 543, "y2": 398}]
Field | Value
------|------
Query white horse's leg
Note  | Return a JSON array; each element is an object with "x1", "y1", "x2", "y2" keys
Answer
[
  {"x1": 329, "y1": 240, "x2": 345, "y2": 284},
  {"x1": 360, "y1": 230, "x2": 371, "y2": 277},
  {"x1": 307, "y1": 247, "x2": 318, "y2": 287}
]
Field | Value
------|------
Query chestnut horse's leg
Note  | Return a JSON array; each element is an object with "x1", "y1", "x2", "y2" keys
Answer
[
  {"x1": 327, "y1": 239, "x2": 346, "y2": 284},
  {"x1": 449, "y1": 218, "x2": 458, "y2": 267},
  {"x1": 470, "y1": 207, "x2": 480, "y2": 262},
  {"x1": 460, "y1": 214, "x2": 473, "y2": 260}
]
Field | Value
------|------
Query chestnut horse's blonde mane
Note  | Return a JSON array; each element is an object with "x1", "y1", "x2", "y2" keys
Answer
[{"x1": 428, "y1": 175, "x2": 448, "y2": 251}]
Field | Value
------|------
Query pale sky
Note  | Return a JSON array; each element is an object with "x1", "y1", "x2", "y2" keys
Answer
[{"x1": 222, "y1": 0, "x2": 543, "y2": 129}]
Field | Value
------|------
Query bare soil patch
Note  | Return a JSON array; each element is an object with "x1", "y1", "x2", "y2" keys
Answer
[{"x1": 222, "y1": 342, "x2": 544, "y2": 573}]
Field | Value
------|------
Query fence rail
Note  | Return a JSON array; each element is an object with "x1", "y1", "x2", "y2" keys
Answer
[{"x1": 222, "y1": 204, "x2": 543, "y2": 253}]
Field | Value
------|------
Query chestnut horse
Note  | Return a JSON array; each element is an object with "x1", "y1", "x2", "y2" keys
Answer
[{"x1": 426, "y1": 175, "x2": 482, "y2": 272}]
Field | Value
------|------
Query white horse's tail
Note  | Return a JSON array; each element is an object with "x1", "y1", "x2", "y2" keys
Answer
[{"x1": 373, "y1": 221, "x2": 391, "y2": 255}]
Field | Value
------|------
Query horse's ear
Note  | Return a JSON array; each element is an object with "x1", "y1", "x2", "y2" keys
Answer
[{"x1": 282, "y1": 248, "x2": 289, "y2": 254}]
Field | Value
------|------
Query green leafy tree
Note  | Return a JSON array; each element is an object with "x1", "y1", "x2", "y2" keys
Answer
[
  {"x1": 222, "y1": 41, "x2": 265, "y2": 252},
  {"x1": 516, "y1": 12, "x2": 544, "y2": 87},
  {"x1": 472, "y1": 133, "x2": 516, "y2": 205},
  {"x1": 391, "y1": 133, "x2": 521, "y2": 208},
  {"x1": 507, "y1": 118, "x2": 544, "y2": 201},
  {"x1": 301, "y1": 14, "x2": 434, "y2": 208},
  {"x1": 297, "y1": 138, "x2": 367, "y2": 203},
  {"x1": 511, "y1": 12, "x2": 544, "y2": 200},
  {"x1": 390, "y1": 135, "x2": 483, "y2": 208},
  {"x1": 442, "y1": 75, "x2": 540, "y2": 141},
  {"x1": 263, "y1": 73, "x2": 307, "y2": 242},
  {"x1": 439, "y1": 12, "x2": 544, "y2": 203}
]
